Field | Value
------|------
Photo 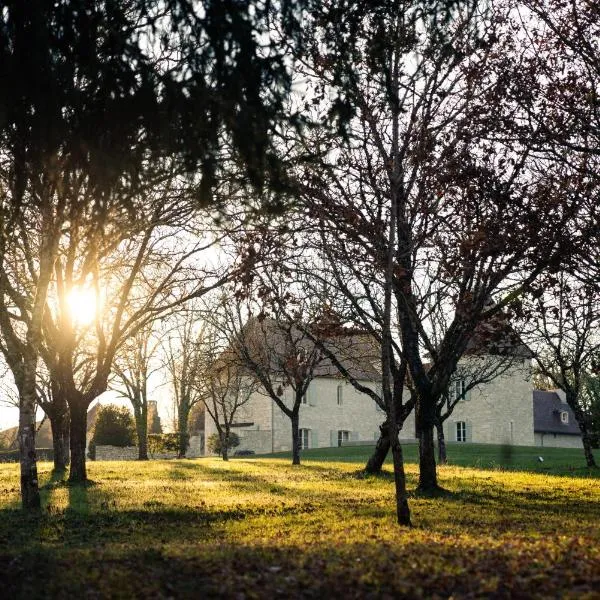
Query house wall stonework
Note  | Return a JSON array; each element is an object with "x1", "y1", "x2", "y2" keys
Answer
[
  {"x1": 202, "y1": 357, "x2": 585, "y2": 455},
  {"x1": 443, "y1": 358, "x2": 534, "y2": 446},
  {"x1": 534, "y1": 432, "x2": 583, "y2": 449}
]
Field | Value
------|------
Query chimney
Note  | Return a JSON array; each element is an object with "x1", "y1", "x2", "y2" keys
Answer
[{"x1": 553, "y1": 389, "x2": 567, "y2": 404}]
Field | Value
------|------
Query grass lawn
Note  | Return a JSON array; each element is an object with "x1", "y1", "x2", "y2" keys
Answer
[{"x1": 0, "y1": 444, "x2": 599, "y2": 599}]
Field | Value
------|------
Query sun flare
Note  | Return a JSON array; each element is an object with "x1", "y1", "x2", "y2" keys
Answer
[{"x1": 66, "y1": 287, "x2": 98, "y2": 326}]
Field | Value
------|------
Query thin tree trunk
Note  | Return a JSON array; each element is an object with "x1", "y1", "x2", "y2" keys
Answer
[
  {"x1": 436, "y1": 420, "x2": 447, "y2": 465},
  {"x1": 418, "y1": 424, "x2": 439, "y2": 493},
  {"x1": 567, "y1": 395, "x2": 598, "y2": 468},
  {"x1": 69, "y1": 400, "x2": 88, "y2": 483},
  {"x1": 177, "y1": 405, "x2": 189, "y2": 458},
  {"x1": 582, "y1": 430, "x2": 597, "y2": 468},
  {"x1": 365, "y1": 422, "x2": 391, "y2": 474},
  {"x1": 389, "y1": 420, "x2": 411, "y2": 526},
  {"x1": 19, "y1": 369, "x2": 40, "y2": 509},
  {"x1": 134, "y1": 404, "x2": 149, "y2": 460},
  {"x1": 291, "y1": 410, "x2": 300, "y2": 465},
  {"x1": 49, "y1": 407, "x2": 70, "y2": 471}
]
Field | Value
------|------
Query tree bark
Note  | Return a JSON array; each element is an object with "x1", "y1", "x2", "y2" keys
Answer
[
  {"x1": 49, "y1": 406, "x2": 70, "y2": 471},
  {"x1": 177, "y1": 406, "x2": 189, "y2": 458},
  {"x1": 389, "y1": 420, "x2": 411, "y2": 526},
  {"x1": 134, "y1": 404, "x2": 149, "y2": 460},
  {"x1": 365, "y1": 422, "x2": 391, "y2": 473},
  {"x1": 69, "y1": 399, "x2": 88, "y2": 483},
  {"x1": 291, "y1": 410, "x2": 300, "y2": 465},
  {"x1": 567, "y1": 392, "x2": 598, "y2": 468},
  {"x1": 19, "y1": 378, "x2": 41, "y2": 509},
  {"x1": 418, "y1": 424, "x2": 439, "y2": 493},
  {"x1": 436, "y1": 420, "x2": 447, "y2": 465},
  {"x1": 582, "y1": 429, "x2": 597, "y2": 468}
]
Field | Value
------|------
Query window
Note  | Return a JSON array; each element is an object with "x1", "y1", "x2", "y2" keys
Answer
[
  {"x1": 337, "y1": 430, "x2": 350, "y2": 447},
  {"x1": 560, "y1": 411, "x2": 569, "y2": 424},
  {"x1": 449, "y1": 379, "x2": 467, "y2": 403},
  {"x1": 337, "y1": 384, "x2": 344, "y2": 406},
  {"x1": 300, "y1": 428, "x2": 310, "y2": 449},
  {"x1": 301, "y1": 393, "x2": 308, "y2": 405},
  {"x1": 456, "y1": 421, "x2": 467, "y2": 442}
]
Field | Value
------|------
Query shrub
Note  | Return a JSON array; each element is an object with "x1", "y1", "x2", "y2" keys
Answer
[
  {"x1": 91, "y1": 404, "x2": 137, "y2": 448},
  {"x1": 207, "y1": 432, "x2": 240, "y2": 455},
  {"x1": 148, "y1": 432, "x2": 188, "y2": 456}
]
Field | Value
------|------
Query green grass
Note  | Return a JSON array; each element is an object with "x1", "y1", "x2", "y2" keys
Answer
[
  {"x1": 0, "y1": 444, "x2": 599, "y2": 598},
  {"x1": 280, "y1": 442, "x2": 600, "y2": 476}
]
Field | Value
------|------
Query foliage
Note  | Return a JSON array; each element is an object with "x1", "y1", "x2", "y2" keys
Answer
[
  {"x1": 0, "y1": 446, "x2": 598, "y2": 597},
  {"x1": 207, "y1": 432, "x2": 240, "y2": 455},
  {"x1": 147, "y1": 433, "x2": 188, "y2": 456},
  {"x1": 91, "y1": 405, "x2": 137, "y2": 449}
]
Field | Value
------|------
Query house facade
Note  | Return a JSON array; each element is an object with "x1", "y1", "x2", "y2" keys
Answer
[{"x1": 204, "y1": 356, "x2": 581, "y2": 454}]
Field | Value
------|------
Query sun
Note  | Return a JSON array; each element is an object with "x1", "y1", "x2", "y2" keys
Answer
[{"x1": 66, "y1": 287, "x2": 98, "y2": 326}]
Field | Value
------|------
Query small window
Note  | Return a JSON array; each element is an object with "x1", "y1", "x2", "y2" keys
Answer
[
  {"x1": 337, "y1": 430, "x2": 350, "y2": 447},
  {"x1": 456, "y1": 421, "x2": 467, "y2": 442},
  {"x1": 560, "y1": 411, "x2": 569, "y2": 424},
  {"x1": 337, "y1": 384, "x2": 344, "y2": 406},
  {"x1": 300, "y1": 428, "x2": 310, "y2": 449},
  {"x1": 449, "y1": 379, "x2": 467, "y2": 403}
]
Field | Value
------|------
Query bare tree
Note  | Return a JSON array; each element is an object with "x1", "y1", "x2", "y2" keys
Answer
[
  {"x1": 111, "y1": 324, "x2": 163, "y2": 460},
  {"x1": 161, "y1": 307, "x2": 209, "y2": 458},
  {"x1": 200, "y1": 335, "x2": 258, "y2": 461},
  {"x1": 520, "y1": 272, "x2": 600, "y2": 467}
]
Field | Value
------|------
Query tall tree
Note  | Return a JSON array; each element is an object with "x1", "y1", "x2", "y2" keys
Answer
[
  {"x1": 162, "y1": 307, "x2": 208, "y2": 458},
  {"x1": 292, "y1": 1, "x2": 591, "y2": 510},
  {"x1": 112, "y1": 324, "x2": 162, "y2": 460},
  {"x1": 0, "y1": 0, "x2": 303, "y2": 508}
]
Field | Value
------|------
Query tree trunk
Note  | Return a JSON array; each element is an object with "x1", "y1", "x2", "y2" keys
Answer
[
  {"x1": 222, "y1": 445, "x2": 229, "y2": 461},
  {"x1": 365, "y1": 422, "x2": 390, "y2": 474},
  {"x1": 177, "y1": 406, "x2": 189, "y2": 458},
  {"x1": 19, "y1": 374, "x2": 41, "y2": 510},
  {"x1": 69, "y1": 400, "x2": 88, "y2": 483},
  {"x1": 49, "y1": 406, "x2": 70, "y2": 471},
  {"x1": 389, "y1": 420, "x2": 411, "y2": 526},
  {"x1": 566, "y1": 392, "x2": 597, "y2": 468},
  {"x1": 436, "y1": 420, "x2": 447, "y2": 465},
  {"x1": 291, "y1": 410, "x2": 300, "y2": 465},
  {"x1": 582, "y1": 430, "x2": 597, "y2": 468},
  {"x1": 134, "y1": 404, "x2": 149, "y2": 460},
  {"x1": 418, "y1": 424, "x2": 439, "y2": 493}
]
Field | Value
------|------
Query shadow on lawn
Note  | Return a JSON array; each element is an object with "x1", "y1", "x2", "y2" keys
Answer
[{"x1": 1, "y1": 531, "x2": 599, "y2": 599}]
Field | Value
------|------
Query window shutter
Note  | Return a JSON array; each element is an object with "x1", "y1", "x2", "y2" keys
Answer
[
  {"x1": 351, "y1": 431, "x2": 359, "y2": 442},
  {"x1": 330, "y1": 430, "x2": 337, "y2": 447},
  {"x1": 308, "y1": 383, "x2": 317, "y2": 406},
  {"x1": 311, "y1": 430, "x2": 318, "y2": 449},
  {"x1": 447, "y1": 421, "x2": 456, "y2": 442},
  {"x1": 466, "y1": 422, "x2": 473, "y2": 443},
  {"x1": 464, "y1": 385, "x2": 471, "y2": 402}
]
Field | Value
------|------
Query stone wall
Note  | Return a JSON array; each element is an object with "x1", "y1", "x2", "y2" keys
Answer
[{"x1": 95, "y1": 435, "x2": 204, "y2": 461}]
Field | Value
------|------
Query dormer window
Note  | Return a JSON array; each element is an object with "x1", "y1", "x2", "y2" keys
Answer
[{"x1": 560, "y1": 411, "x2": 569, "y2": 424}]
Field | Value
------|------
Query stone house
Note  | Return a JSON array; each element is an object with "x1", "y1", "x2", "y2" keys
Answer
[
  {"x1": 533, "y1": 389, "x2": 583, "y2": 448},
  {"x1": 204, "y1": 323, "x2": 584, "y2": 454}
]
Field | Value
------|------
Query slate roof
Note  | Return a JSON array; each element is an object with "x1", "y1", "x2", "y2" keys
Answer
[
  {"x1": 533, "y1": 390, "x2": 581, "y2": 435},
  {"x1": 238, "y1": 318, "x2": 380, "y2": 382}
]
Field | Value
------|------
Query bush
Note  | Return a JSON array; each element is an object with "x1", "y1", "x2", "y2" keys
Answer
[
  {"x1": 91, "y1": 404, "x2": 137, "y2": 448},
  {"x1": 148, "y1": 433, "x2": 188, "y2": 456},
  {"x1": 207, "y1": 432, "x2": 240, "y2": 455}
]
